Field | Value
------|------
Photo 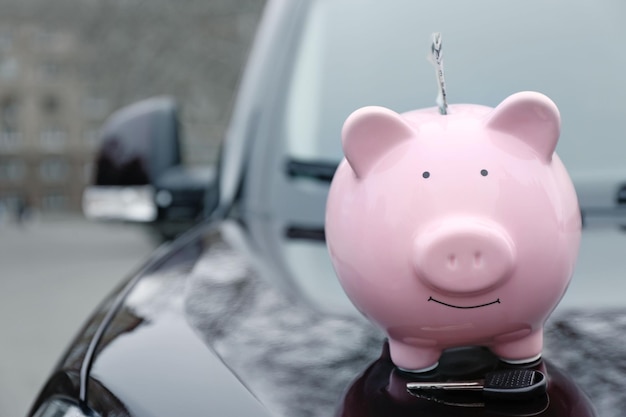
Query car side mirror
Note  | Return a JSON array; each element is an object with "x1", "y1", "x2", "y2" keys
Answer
[{"x1": 83, "y1": 96, "x2": 217, "y2": 239}]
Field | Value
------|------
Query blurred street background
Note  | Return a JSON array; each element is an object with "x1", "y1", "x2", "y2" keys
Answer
[{"x1": 0, "y1": 0, "x2": 265, "y2": 415}]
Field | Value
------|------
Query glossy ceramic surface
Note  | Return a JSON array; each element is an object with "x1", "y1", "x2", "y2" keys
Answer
[{"x1": 326, "y1": 92, "x2": 582, "y2": 371}]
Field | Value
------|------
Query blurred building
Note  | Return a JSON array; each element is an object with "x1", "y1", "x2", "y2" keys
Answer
[
  {"x1": 0, "y1": 25, "x2": 106, "y2": 214},
  {"x1": 0, "y1": 0, "x2": 265, "y2": 214}
]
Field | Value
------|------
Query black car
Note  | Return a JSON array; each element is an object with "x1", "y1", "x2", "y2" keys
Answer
[{"x1": 30, "y1": 1, "x2": 626, "y2": 416}]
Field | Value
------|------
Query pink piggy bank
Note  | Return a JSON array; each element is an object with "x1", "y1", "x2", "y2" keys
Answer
[{"x1": 325, "y1": 91, "x2": 581, "y2": 372}]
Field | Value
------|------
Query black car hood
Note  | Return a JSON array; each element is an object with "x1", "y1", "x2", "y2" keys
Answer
[
  {"x1": 84, "y1": 220, "x2": 625, "y2": 417},
  {"x1": 84, "y1": 221, "x2": 381, "y2": 417},
  {"x1": 82, "y1": 226, "x2": 271, "y2": 416}
]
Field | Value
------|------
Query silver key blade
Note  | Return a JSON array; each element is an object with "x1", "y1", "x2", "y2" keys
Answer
[
  {"x1": 407, "y1": 380, "x2": 484, "y2": 391},
  {"x1": 406, "y1": 370, "x2": 546, "y2": 398}
]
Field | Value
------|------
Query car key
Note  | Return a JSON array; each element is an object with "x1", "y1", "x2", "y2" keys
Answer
[{"x1": 406, "y1": 369, "x2": 547, "y2": 400}]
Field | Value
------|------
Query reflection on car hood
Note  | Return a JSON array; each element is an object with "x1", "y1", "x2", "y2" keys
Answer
[
  {"x1": 88, "y1": 222, "x2": 624, "y2": 417},
  {"x1": 85, "y1": 229, "x2": 274, "y2": 417},
  {"x1": 544, "y1": 311, "x2": 626, "y2": 415},
  {"x1": 184, "y1": 235, "x2": 383, "y2": 417}
]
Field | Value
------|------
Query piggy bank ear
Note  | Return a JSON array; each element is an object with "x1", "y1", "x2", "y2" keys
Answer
[
  {"x1": 342, "y1": 106, "x2": 415, "y2": 178},
  {"x1": 486, "y1": 92, "x2": 561, "y2": 162}
]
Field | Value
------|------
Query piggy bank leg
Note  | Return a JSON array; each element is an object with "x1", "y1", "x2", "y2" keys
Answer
[
  {"x1": 491, "y1": 329, "x2": 543, "y2": 364},
  {"x1": 388, "y1": 339, "x2": 440, "y2": 372}
]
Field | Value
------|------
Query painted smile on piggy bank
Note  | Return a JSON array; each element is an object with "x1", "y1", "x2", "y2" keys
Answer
[
  {"x1": 427, "y1": 296, "x2": 501, "y2": 309},
  {"x1": 325, "y1": 92, "x2": 582, "y2": 372}
]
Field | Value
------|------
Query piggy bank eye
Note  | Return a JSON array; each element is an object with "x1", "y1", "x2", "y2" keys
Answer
[
  {"x1": 480, "y1": 169, "x2": 488, "y2": 177},
  {"x1": 422, "y1": 171, "x2": 430, "y2": 179}
]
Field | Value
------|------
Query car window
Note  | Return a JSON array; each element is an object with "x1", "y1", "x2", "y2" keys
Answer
[{"x1": 284, "y1": 0, "x2": 626, "y2": 180}]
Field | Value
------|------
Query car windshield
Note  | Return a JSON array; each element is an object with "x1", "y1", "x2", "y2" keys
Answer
[
  {"x1": 284, "y1": 0, "x2": 626, "y2": 182},
  {"x1": 254, "y1": 0, "x2": 626, "y2": 316}
]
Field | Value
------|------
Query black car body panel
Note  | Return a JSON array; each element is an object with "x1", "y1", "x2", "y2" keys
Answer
[
  {"x1": 30, "y1": 225, "x2": 275, "y2": 417},
  {"x1": 84, "y1": 222, "x2": 382, "y2": 416},
  {"x1": 86, "y1": 244, "x2": 274, "y2": 417},
  {"x1": 30, "y1": 218, "x2": 625, "y2": 416}
]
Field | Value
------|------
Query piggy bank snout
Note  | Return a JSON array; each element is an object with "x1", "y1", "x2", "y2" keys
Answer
[{"x1": 414, "y1": 220, "x2": 516, "y2": 295}]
